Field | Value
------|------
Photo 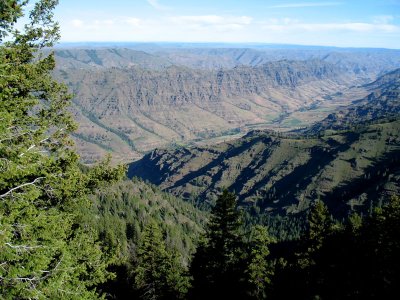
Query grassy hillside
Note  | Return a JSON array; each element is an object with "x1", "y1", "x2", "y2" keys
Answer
[{"x1": 129, "y1": 119, "x2": 400, "y2": 218}]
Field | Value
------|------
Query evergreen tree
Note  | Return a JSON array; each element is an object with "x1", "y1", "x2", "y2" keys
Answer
[
  {"x1": 271, "y1": 195, "x2": 400, "y2": 300},
  {"x1": 356, "y1": 195, "x2": 400, "y2": 298},
  {"x1": 271, "y1": 200, "x2": 333, "y2": 299},
  {"x1": 190, "y1": 189, "x2": 245, "y2": 299},
  {"x1": 134, "y1": 221, "x2": 189, "y2": 300},
  {"x1": 304, "y1": 195, "x2": 400, "y2": 299},
  {"x1": 0, "y1": 1, "x2": 124, "y2": 298},
  {"x1": 298, "y1": 199, "x2": 332, "y2": 267},
  {"x1": 245, "y1": 225, "x2": 275, "y2": 300}
]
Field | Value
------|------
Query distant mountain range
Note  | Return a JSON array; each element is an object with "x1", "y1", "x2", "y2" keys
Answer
[
  {"x1": 54, "y1": 48, "x2": 174, "y2": 70},
  {"x1": 53, "y1": 46, "x2": 400, "y2": 163},
  {"x1": 54, "y1": 46, "x2": 400, "y2": 73},
  {"x1": 154, "y1": 48, "x2": 400, "y2": 75}
]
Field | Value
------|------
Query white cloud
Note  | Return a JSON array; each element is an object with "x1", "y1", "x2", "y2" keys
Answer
[
  {"x1": 267, "y1": 18, "x2": 300, "y2": 25},
  {"x1": 60, "y1": 14, "x2": 400, "y2": 49},
  {"x1": 92, "y1": 20, "x2": 114, "y2": 26},
  {"x1": 67, "y1": 18, "x2": 123, "y2": 32},
  {"x1": 270, "y1": 2, "x2": 342, "y2": 8},
  {"x1": 70, "y1": 19, "x2": 84, "y2": 28},
  {"x1": 262, "y1": 20, "x2": 400, "y2": 33},
  {"x1": 124, "y1": 18, "x2": 142, "y2": 27},
  {"x1": 373, "y1": 15, "x2": 395, "y2": 24},
  {"x1": 103, "y1": 20, "x2": 115, "y2": 26},
  {"x1": 170, "y1": 15, "x2": 253, "y2": 31}
]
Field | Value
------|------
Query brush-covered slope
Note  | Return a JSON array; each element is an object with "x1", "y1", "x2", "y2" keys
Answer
[{"x1": 128, "y1": 118, "x2": 400, "y2": 217}]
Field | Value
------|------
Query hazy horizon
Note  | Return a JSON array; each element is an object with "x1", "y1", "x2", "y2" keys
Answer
[
  {"x1": 52, "y1": 0, "x2": 400, "y2": 49},
  {"x1": 55, "y1": 41, "x2": 400, "y2": 50}
]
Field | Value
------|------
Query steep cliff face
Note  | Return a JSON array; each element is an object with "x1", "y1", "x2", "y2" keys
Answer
[
  {"x1": 62, "y1": 59, "x2": 345, "y2": 108},
  {"x1": 57, "y1": 58, "x2": 364, "y2": 163}
]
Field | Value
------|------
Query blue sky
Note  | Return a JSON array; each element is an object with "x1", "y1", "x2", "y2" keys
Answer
[{"x1": 50, "y1": 0, "x2": 400, "y2": 48}]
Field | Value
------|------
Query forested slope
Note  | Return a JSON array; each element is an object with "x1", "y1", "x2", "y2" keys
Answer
[
  {"x1": 86, "y1": 178, "x2": 208, "y2": 298},
  {"x1": 88, "y1": 178, "x2": 206, "y2": 263}
]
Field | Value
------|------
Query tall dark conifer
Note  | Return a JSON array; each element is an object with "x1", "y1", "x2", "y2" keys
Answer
[
  {"x1": 134, "y1": 222, "x2": 189, "y2": 300},
  {"x1": 245, "y1": 225, "x2": 275, "y2": 300},
  {"x1": 299, "y1": 199, "x2": 332, "y2": 267},
  {"x1": 190, "y1": 190, "x2": 245, "y2": 299}
]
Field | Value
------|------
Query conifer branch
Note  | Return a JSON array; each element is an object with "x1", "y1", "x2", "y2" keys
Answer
[{"x1": 0, "y1": 177, "x2": 45, "y2": 198}]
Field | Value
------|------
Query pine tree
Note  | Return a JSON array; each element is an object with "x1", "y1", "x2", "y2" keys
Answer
[
  {"x1": 286, "y1": 200, "x2": 333, "y2": 299},
  {"x1": 357, "y1": 195, "x2": 400, "y2": 298},
  {"x1": 245, "y1": 225, "x2": 275, "y2": 300},
  {"x1": 299, "y1": 199, "x2": 332, "y2": 267},
  {"x1": 271, "y1": 196, "x2": 400, "y2": 300},
  {"x1": 134, "y1": 222, "x2": 189, "y2": 300},
  {"x1": 206, "y1": 189, "x2": 243, "y2": 267},
  {"x1": 190, "y1": 189, "x2": 245, "y2": 298},
  {"x1": 0, "y1": 1, "x2": 124, "y2": 298}
]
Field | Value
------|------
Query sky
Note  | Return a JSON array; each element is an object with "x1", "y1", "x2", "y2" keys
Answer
[{"x1": 48, "y1": 0, "x2": 400, "y2": 48}]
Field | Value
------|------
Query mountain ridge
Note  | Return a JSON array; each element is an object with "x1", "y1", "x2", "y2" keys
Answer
[{"x1": 128, "y1": 71, "x2": 400, "y2": 217}]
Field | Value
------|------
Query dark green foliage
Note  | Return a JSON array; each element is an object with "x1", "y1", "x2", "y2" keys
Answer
[
  {"x1": 190, "y1": 190, "x2": 277, "y2": 299},
  {"x1": 246, "y1": 211, "x2": 307, "y2": 241},
  {"x1": 90, "y1": 178, "x2": 206, "y2": 263},
  {"x1": 300, "y1": 200, "x2": 333, "y2": 266},
  {"x1": 189, "y1": 193, "x2": 399, "y2": 300},
  {"x1": 205, "y1": 189, "x2": 243, "y2": 266},
  {"x1": 0, "y1": 1, "x2": 125, "y2": 298},
  {"x1": 87, "y1": 178, "x2": 206, "y2": 299},
  {"x1": 245, "y1": 225, "x2": 275, "y2": 300},
  {"x1": 190, "y1": 190, "x2": 247, "y2": 298},
  {"x1": 0, "y1": 0, "x2": 25, "y2": 39},
  {"x1": 134, "y1": 222, "x2": 190, "y2": 300},
  {"x1": 272, "y1": 195, "x2": 400, "y2": 300}
]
